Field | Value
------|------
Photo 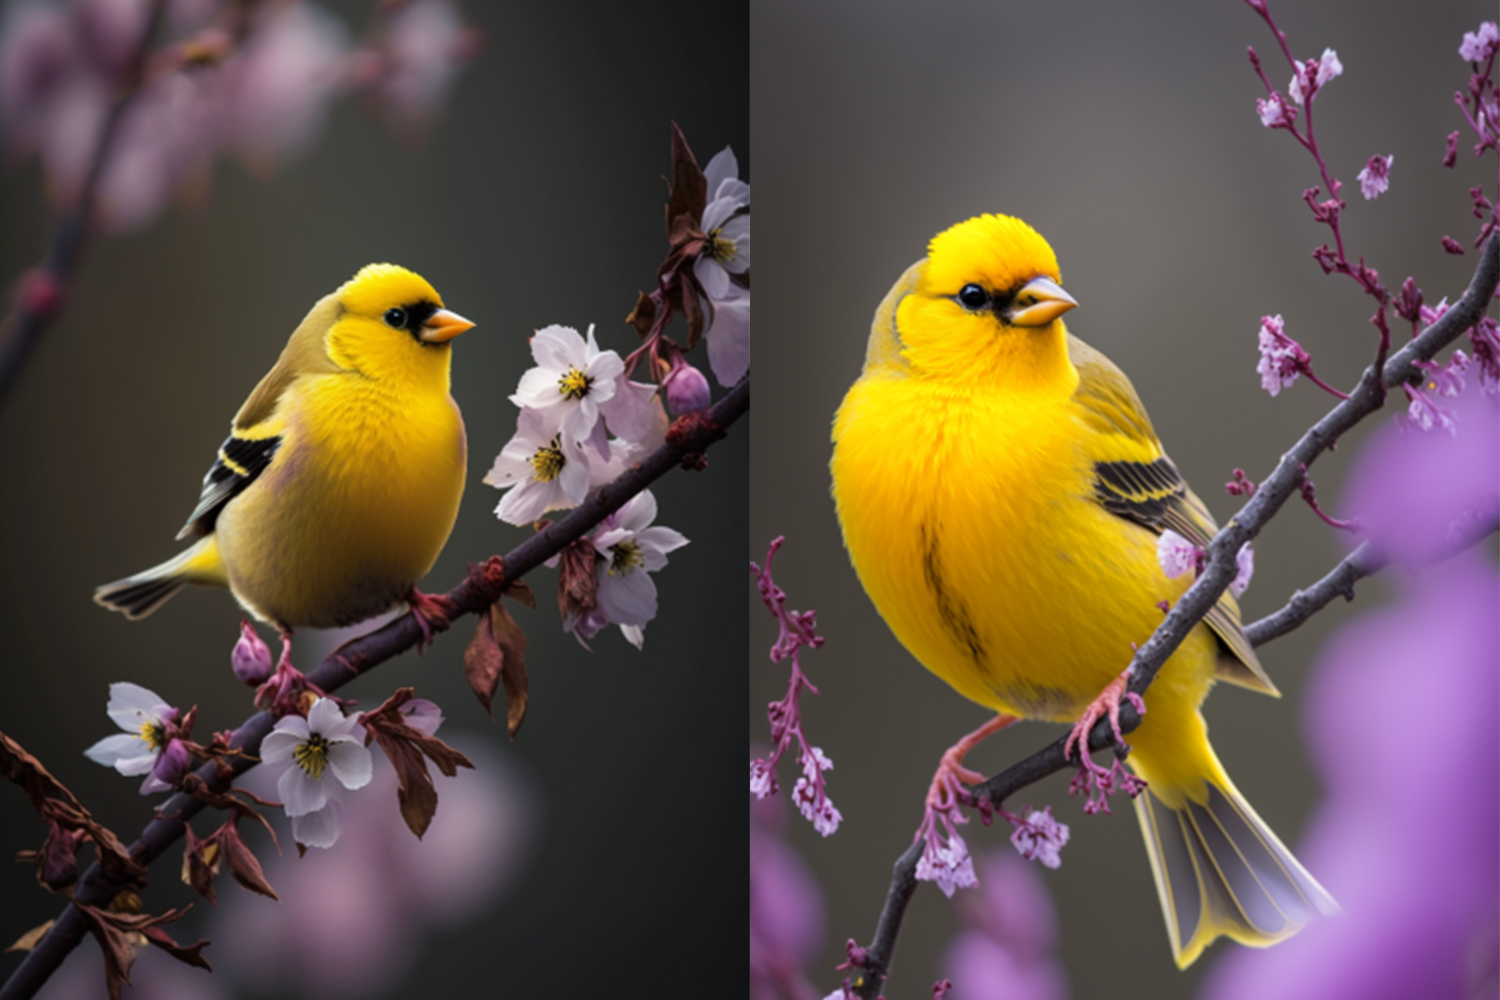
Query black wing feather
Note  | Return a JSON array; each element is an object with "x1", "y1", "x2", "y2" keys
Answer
[{"x1": 176, "y1": 434, "x2": 281, "y2": 540}]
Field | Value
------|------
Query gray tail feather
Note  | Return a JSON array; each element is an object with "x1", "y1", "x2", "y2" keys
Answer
[
  {"x1": 94, "y1": 549, "x2": 199, "y2": 620},
  {"x1": 1134, "y1": 780, "x2": 1339, "y2": 968}
]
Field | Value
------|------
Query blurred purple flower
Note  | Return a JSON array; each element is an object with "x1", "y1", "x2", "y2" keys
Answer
[
  {"x1": 940, "y1": 849, "x2": 1071, "y2": 1000},
  {"x1": 224, "y1": 2, "x2": 348, "y2": 167},
  {"x1": 1197, "y1": 386, "x2": 1499, "y2": 1000},
  {"x1": 750, "y1": 789, "x2": 827, "y2": 1000},
  {"x1": 215, "y1": 735, "x2": 539, "y2": 1000},
  {"x1": 372, "y1": 0, "x2": 471, "y2": 136}
]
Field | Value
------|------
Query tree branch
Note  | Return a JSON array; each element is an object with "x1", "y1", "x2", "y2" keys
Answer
[
  {"x1": 0, "y1": 0, "x2": 167, "y2": 411},
  {"x1": 0, "y1": 378, "x2": 748, "y2": 1000},
  {"x1": 849, "y1": 234, "x2": 1499, "y2": 1000}
]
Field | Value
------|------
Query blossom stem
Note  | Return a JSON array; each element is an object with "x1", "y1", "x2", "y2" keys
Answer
[{"x1": 1301, "y1": 367, "x2": 1351, "y2": 400}]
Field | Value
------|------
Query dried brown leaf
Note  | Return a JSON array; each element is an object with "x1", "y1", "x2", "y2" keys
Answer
[
  {"x1": 664, "y1": 121, "x2": 706, "y2": 235},
  {"x1": 221, "y1": 824, "x2": 279, "y2": 901},
  {"x1": 5, "y1": 920, "x2": 53, "y2": 953}
]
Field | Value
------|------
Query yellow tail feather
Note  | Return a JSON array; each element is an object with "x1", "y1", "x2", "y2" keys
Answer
[
  {"x1": 94, "y1": 537, "x2": 226, "y2": 620},
  {"x1": 1134, "y1": 771, "x2": 1340, "y2": 969}
]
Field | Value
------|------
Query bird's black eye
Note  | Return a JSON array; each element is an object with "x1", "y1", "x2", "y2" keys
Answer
[
  {"x1": 384, "y1": 307, "x2": 407, "y2": 329},
  {"x1": 958, "y1": 284, "x2": 989, "y2": 310}
]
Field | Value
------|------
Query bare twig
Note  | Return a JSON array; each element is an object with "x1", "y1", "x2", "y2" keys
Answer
[
  {"x1": 0, "y1": 378, "x2": 749, "y2": 1000},
  {"x1": 848, "y1": 235, "x2": 1499, "y2": 1000},
  {"x1": 0, "y1": 0, "x2": 167, "y2": 411}
]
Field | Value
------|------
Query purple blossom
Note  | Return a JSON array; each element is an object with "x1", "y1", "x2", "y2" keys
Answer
[
  {"x1": 1156, "y1": 528, "x2": 1202, "y2": 580},
  {"x1": 750, "y1": 790, "x2": 828, "y2": 1000},
  {"x1": 1469, "y1": 318, "x2": 1500, "y2": 393},
  {"x1": 1418, "y1": 296, "x2": 1450, "y2": 327},
  {"x1": 916, "y1": 818, "x2": 979, "y2": 898},
  {"x1": 940, "y1": 849, "x2": 1071, "y2": 1000},
  {"x1": 751, "y1": 539, "x2": 838, "y2": 837},
  {"x1": 661, "y1": 355, "x2": 712, "y2": 415},
  {"x1": 1255, "y1": 92, "x2": 1291, "y2": 128},
  {"x1": 232, "y1": 619, "x2": 274, "y2": 686},
  {"x1": 1288, "y1": 48, "x2": 1341, "y2": 106},
  {"x1": 1255, "y1": 313, "x2": 1312, "y2": 395},
  {"x1": 83, "y1": 682, "x2": 181, "y2": 791},
  {"x1": 1459, "y1": 21, "x2": 1499, "y2": 63},
  {"x1": 1399, "y1": 384, "x2": 1458, "y2": 436},
  {"x1": 1355, "y1": 154, "x2": 1392, "y2": 200},
  {"x1": 1006, "y1": 808, "x2": 1070, "y2": 870},
  {"x1": 1230, "y1": 542, "x2": 1255, "y2": 598}
]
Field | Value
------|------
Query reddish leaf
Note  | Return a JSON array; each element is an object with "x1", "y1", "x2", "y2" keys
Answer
[
  {"x1": 220, "y1": 822, "x2": 279, "y2": 901},
  {"x1": 464, "y1": 610, "x2": 504, "y2": 717},
  {"x1": 181, "y1": 825, "x2": 218, "y2": 907},
  {"x1": 361, "y1": 688, "x2": 476, "y2": 838},
  {"x1": 626, "y1": 290, "x2": 656, "y2": 339},
  {"x1": 664, "y1": 121, "x2": 707, "y2": 236},
  {"x1": 0, "y1": 731, "x2": 81, "y2": 811},
  {"x1": 75, "y1": 901, "x2": 210, "y2": 1000},
  {"x1": 491, "y1": 604, "x2": 530, "y2": 740}
]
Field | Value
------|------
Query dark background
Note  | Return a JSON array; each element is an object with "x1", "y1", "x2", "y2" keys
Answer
[
  {"x1": 749, "y1": 1, "x2": 1493, "y2": 998},
  {"x1": 0, "y1": 1, "x2": 748, "y2": 997}
]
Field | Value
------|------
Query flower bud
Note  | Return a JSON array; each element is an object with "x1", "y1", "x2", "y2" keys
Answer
[
  {"x1": 141, "y1": 738, "x2": 193, "y2": 794},
  {"x1": 232, "y1": 620, "x2": 273, "y2": 685},
  {"x1": 663, "y1": 359, "x2": 711, "y2": 415}
]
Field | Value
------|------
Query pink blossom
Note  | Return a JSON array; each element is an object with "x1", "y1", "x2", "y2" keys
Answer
[
  {"x1": 1288, "y1": 48, "x2": 1341, "y2": 105},
  {"x1": 792, "y1": 745, "x2": 841, "y2": 836},
  {"x1": 375, "y1": 0, "x2": 469, "y2": 134},
  {"x1": 1413, "y1": 352, "x2": 1469, "y2": 399},
  {"x1": 1399, "y1": 384, "x2": 1458, "y2": 436},
  {"x1": 749, "y1": 757, "x2": 777, "y2": 799},
  {"x1": 223, "y1": 2, "x2": 348, "y2": 165},
  {"x1": 1256, "y1": 313, "x2": 1311, "y2": 396},
  {"x1": 1008, "y1": 808, "x2": 1070, "y2": 869},
  {"x1": 1418, "y1": 296, "x2": 1450, "y2": 327},
  {"x1": 1469, "y1": 319, "x2": 1500, "y2": 394},
  {"x1": 917, "y1": 823, "x2": 979, "y2": 898},
  {"x1": 1444, "y1": 130, "x2": 1460, "y2": 168},
  {"x1": 941, "y1": 849, "x2": 1070, "y2": 1000},
  {"x1": 1356, "y1": 154, "x2": 1393, "y2": 201},
  {"x1": 1255, "y1": 92, "x2": 1291, "y2": 128},
  {"x1": 231, "y1": 620, "x2": 273, "y2": 686},
  {"x1": 1231, "y1": 542, "x2": 1255, "y2": 598},
  {"x1": 1442, "y1": 236, "x2": 1465, "y2": 254},
  {"x1": 1156, "y1": 528, "x2": 1201, "y2": 579},
  {"x1": 1459, "y1": 22, "x2": 1499, "y2": 63}
]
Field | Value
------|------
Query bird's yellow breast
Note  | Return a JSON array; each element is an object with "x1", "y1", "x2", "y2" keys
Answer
[
  {"x1": 832, "y1": 372, "x2": 1201, "y2": 723},
  {"x1": 214, "y1": 370, "x2": 466, "y2": 629}
]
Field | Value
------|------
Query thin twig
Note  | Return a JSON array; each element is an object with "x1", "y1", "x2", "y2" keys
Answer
[
  {"x1": 849, "y1": 235, "x2": 1499, "y2": 1000},
  {"x1": 0, "y1": 0, "x2": 167, "y2": 411},
  {"x1": 0, "y1": 378, "x2": 749, "y2": 1000}
]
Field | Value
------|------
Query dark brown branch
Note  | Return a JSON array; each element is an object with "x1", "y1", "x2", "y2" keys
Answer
[
  {"x1": 0, "y1": 379, "x2": 748, "y2": 1000},
  {"x1": 849, "y1": 235, "x2": 1500, "y2": 1000},
  {"x1": 0, "y1": 0, "x2": 167, "y2": 411}
]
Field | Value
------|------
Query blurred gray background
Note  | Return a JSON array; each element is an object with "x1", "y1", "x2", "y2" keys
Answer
[
  {"x1": 749, "y1": 1, "x2": 1493, "y2": 998},
  {"x1": 0, "y1": 1, "x2": 747, "y2": 997}
]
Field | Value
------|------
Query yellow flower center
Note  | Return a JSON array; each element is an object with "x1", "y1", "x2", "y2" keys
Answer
[
  {"x1": 558, "y1": 367, "x2": 593, "y2": 400},
  {"x1": 293, "y1": 734, "x2": 331, "y2": 780},
  {"x1": 709, "y1": 231, "x2": 737, "y2": 264},
  {"x1": 608, "y1": 539, "x2": 644, "y2": 576},
  {"x1": 532, "y1": 438, "x2": 566, "y2": 483},
  {"x1": 137, "y1": 721, "x2": 166, "y2": 750}
]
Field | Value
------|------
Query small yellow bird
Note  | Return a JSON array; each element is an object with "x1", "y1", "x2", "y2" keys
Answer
[
  {"x1": 96, "y1": 264, "x2": 474, "y2": 644},
  {"x1": 831, "y1": 215, "x2": 1337, "y2": 968}
]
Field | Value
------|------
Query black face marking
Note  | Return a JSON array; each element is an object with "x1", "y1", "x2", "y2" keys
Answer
[{"x1": 388, "y1": 300, "x2": 441, "y2": 344}]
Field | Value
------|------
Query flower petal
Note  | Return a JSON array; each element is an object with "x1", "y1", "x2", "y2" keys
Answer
[
  {"x1": 598, "y1": 566, "x2": 657, "y2": 626},
  {"x1": 291, "y1": 795, "x2": 344, "y2": 849},
  {"x1": 325, "y1": 739, "x2": 373, "y2": 790},
  {"x1": 305, "y1": 697, "x2": 347, "y2": 736},
  {"x1": 84, "y1": 733, "x2": 146, "y2": 768},
  {"x1": 105, "y1": 682, "x2": 170, "y2": 731},
  {"x1": 258, "y1": 728, "x2": 303, "y2": 766},
  {"x1": 694, "y1": 255, "x2": 729, "y2": 300},
  {"x1": 277, "y1": 761, "x2": 331, "y2": 816}
]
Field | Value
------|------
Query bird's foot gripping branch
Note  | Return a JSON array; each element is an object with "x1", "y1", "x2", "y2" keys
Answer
[{"x1": 0, "y1": 123, "x2": 750, "y2": 1000}]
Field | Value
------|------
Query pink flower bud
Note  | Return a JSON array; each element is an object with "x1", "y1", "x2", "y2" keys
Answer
[
  {"x1": 232, "y1": 620, "x2": 273, "y2": 686},
  {"x1": 662, "y1": 358, "x2": 711, "y2": 415},
  {"x1": 1442, "y1": 236, "x2": 1466, "y2": 255}
]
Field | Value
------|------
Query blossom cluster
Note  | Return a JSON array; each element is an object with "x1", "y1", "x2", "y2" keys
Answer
[
  {"x1": 750, "y1": 537, "x2": 840, "y2": 837},
  {"x1": 485, "y1": 140, "x2": 749, "y2": 648},
  {"x1": 0, "y1": 0, "x2": 477, "y2": 233}
]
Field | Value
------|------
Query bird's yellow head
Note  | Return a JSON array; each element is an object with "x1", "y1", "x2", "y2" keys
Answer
[
  {"x1": 891, "y1": 214, "x2": 1079, "y2": 391},
  {"x1": 325, "y1": 264, "x2": 475, "y2": 391}
]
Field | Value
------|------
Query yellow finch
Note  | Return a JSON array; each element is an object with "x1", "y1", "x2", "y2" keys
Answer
[
  {"x1": 96, "y1": 264, "x2": 474, "y2": 640},
  {"x1": 831, "y1": 214, "x2": 1337, "y2": 968}
]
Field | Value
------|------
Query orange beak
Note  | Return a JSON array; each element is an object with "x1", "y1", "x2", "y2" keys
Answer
[
  {"x1": 419, "y1": 309, "x2": 476, "y2": 344},
  {"x1": 1008, "y1": 277, "x2": 1079, "y2": 327}
]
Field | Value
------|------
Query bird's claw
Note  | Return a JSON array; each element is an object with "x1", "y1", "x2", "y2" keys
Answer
[{"x1": 1064, "y1": 668, "x2": 1145, "y2": 767}]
